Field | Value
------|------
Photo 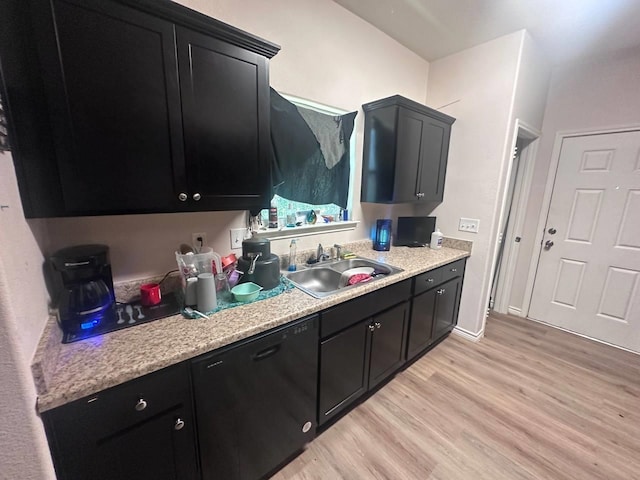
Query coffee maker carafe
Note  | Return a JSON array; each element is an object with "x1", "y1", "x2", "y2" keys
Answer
[{"x1": 51, "y1": 244, "x2": 115, "y2": 334}]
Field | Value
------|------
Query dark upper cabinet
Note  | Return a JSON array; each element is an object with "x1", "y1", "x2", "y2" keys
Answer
[
  {"x1": 361, "y1": 95, "x2": 455, "y2": 204},
  {"x1": 42, "y1": 363, "x2": 198, "y2": 480},
  {"x1": 0, "y1": 0, "x2": 279, "y2": 217},
  {"x1": 177, "y1": 27, "x2": 271, "y2": 210}
]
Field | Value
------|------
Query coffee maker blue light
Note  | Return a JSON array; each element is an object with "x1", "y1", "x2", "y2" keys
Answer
[{"x1": 373, "y1": 219, "x2": 392, "y2": 251}]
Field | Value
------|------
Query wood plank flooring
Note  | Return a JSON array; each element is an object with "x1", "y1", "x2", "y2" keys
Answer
[{"x1": 273, "y1": 312, "x2": 640, "y2": 480}]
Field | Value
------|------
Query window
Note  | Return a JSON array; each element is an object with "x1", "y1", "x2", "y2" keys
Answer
[{"x1": 255, "y1": 92, "x2": 358, "y2": 238}]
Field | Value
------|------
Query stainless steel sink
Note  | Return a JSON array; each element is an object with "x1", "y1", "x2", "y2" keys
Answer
[{"x1": 285, "y1": 256, "x2": 403, "y2": 298}]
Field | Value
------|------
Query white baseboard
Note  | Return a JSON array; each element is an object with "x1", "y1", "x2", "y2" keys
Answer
[
  {"x1": 452, "y1": 326, "x2": 484, "y2": 342},
  {"x1": 507, "y1": 306, "x2": 523, "y2": 317}
]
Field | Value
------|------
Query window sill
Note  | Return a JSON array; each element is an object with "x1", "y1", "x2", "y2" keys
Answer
[{"x1": 254, "y1": 220, "x2": 359, "y2": 241}]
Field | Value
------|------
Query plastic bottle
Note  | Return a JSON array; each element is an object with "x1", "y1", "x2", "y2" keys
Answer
[
  {"x1": 268, "y1": 202, "x2": 278, "y2": 229},
  {"x1": 288, "y1": 239, "x2": 297, "y2": 271},
  {"x1": 430, "y1": 228, "x2": 443, "y2": 249}
]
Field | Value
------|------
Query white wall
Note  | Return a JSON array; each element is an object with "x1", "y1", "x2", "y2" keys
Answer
[
  {"x1": 0, "y1": 152, "x2": 56, "y2": 479},
  {"x1": 46, "y1": 0, "x2": 429, "y2": 283},
  {"x1": 423, "y1": 31, "x2": 525, "y2": 336},
  {"x1": 512, "y1": 46, "x2": 640, "y2": 311}
]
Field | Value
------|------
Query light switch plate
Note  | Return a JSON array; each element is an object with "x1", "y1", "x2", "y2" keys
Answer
[
  {"x1": 458, "y1": 218, "x2": 480, "y2": 233},
  {"x1": 230, "y1": 228, "x2": 246, "y2": 249}
]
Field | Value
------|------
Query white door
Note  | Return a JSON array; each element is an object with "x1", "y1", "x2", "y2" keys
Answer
[{"x1": 529, "y1": 130, "x2": 640, "y2": 352}]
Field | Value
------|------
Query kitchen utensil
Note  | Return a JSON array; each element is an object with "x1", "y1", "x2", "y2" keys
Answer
[
  {"x1": 215, "y1": 273, "x2": 231, "y2": 302},
  {"x1": 184, "y1": 306, "x2": 209, "y2": 319},
  {"x1": 231, "y1": 282, "x2": 262, "y2": 302},
  {"x1": 221, "y1": 253, "x2": 237, "y2": 270},
  {"x1": 185, "y1": 277, "x2": 198, "y2": 306},
  {"x1": 197, "y1": 273, "x2": 217, "y2": 312},
  {"x1": 140, "y1": 283, "x2": 162, "y2": 306}
]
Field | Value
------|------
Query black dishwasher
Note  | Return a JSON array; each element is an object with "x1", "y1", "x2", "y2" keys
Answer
[{"x1": 192, "y1": 315, "x2": 319, "y2": 480}]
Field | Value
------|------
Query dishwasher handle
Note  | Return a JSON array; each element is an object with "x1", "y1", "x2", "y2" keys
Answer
[{"x1": 252, "y1": 344, "x2": 281, "y2": 361}]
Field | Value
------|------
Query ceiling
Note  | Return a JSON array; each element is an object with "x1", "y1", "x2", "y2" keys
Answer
[{"x1": 334, "y1": 0, "x2": 640, "y2": 64}]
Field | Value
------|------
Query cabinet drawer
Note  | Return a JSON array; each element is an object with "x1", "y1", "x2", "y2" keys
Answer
[
  {"x1": 321, "y1": 280, "x2": 412, "y2": 338},
  {"x1": 441, "y1": 259, "x2": 465, "y2": 283},
  {"x1": 46, "y1": 363, "x2": 191, "y2": 438},
  {"x1": 413, "y1": 269, "x2": 443, "y2": 296}
]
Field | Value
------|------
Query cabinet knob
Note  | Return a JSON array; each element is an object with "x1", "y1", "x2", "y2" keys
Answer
[
  {"x1": 426, "y1": 278, "x2": 434, "y2": 283},
  {"x1": 436, "y1": 288, "x2": 446, "y2": 295},
  {"x1": 135, "y1": 398, "x2": 147, "y2": 411},
  {"x1": 368, "y1": 324, "x2": 375, "y2": 332},
  {"x1": 416, "y1": 192, "x2": 425, "y2": 198},
  {"x1": 450, "y1": 268, "x2": 457, "y2": 272},
  {"x1": 374, "y1": 322, "x2": 381, "y2": 329},
  {"x1": 178, "y1": 193, "x2": 188, "y2": 202},
  {"x1": 193, "y1": 193, "x2": 201, "y2": 201},
  {"x1": 174, "y1": 418, "x2": 185, "y2": 431}
]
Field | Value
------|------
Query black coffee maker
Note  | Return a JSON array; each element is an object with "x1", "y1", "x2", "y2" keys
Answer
[{"x1": 50, "y1": 244, "x2": 115, "y2": 334}]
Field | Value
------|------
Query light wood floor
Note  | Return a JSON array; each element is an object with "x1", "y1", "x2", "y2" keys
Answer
[{"x1": 273, "y1": 312, "x2": 640, "y2": 480}]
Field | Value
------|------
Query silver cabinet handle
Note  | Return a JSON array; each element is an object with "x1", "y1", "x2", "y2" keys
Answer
[
  {"x1": 178, "y1": 193, "x2": 187, "y2": 202},
  {"x1": 135, "y1": 398, "x2": 147, "y2": 411},
  {"x1": 436, "y1": 288, "x2": 446, "y2": 295},
  {"x1": 368, "y1": 324, "x2": 375, "y2": 332},
  {"x1": 451, "y1": 268, "x2": 457, "y2": 272},
  {"x1": 193, "y1": 193, "x2": 201, "y2": 201},
  {"x1": 374, "y1": 322, "x2": 381, "y2": 329},
  {"x1": 174, "y1": 418, "x2": 185, "y2": 431},
  {"x1": 426, "y1": 278, "x2": 434, "y2": 283},
  {"x1": 416, "y1": 192, "x2": 425, "y2": 198}
]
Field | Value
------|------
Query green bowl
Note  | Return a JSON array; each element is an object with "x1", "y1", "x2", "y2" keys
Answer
[{"x1": 231, "y1": 282, "x2": 263, "y2": 302}]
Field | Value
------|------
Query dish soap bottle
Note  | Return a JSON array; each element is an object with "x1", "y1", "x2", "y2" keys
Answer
[
  {"x1": 288, "y1": 239, "x2": 297, "y2": 271},
  {"x1": 430, "y1": 228, "x2": 443, "y2": 249}
]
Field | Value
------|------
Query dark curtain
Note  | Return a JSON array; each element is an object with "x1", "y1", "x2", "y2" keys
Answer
[{"x1": 270, "y1": 88, "x2": 356, "y2": 209}]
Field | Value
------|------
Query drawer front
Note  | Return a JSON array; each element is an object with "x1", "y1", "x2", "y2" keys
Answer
[
  {"x1": 441, "y1": 259, "x2": 466, "y2": 283},
  {"x1": 413, "y1": 269, "x2": 443, "y2": 296},
  {"x1": 321, "y1": 279, "x2": 412, "y2": 338},
  {"x1": 46, "y1": 363, "x2": 191, "y2": 438}
]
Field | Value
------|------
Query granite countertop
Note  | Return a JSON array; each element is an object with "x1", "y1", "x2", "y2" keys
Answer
[{"x1": 32, "y1": 239, "x2": 471, "y2": 412}]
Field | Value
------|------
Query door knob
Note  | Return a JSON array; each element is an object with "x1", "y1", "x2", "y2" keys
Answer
[
  {"x1": 544, "y1": 240, "x2": 554, "y2": 249},
  {"x1": 416, "y1": 192, "x2": 425, "y2": 198},
  {"x1": 374, "y1": 322, "x2": 381, "y2": 329},
  {"x1": 174, "y1": 418, "x2": 185, "y2": 431},
  {"x1": 193, "y1": 193, "x2": 201, "y2": 201},
  {"x1": 436, "y1": 288, "x2": 445, "y2": 295},
  {"x1": 178, "y1": 193, "x2": 187, "y2": 202},
  {"x1": 548, "y1": 227, "x2": 557, "y2": 235},
  {"x1": 135, "y1": 398, "x2": 147, "y2": 411},
  {"x1": 368, "y1": 324, "x2": 375, "y2": 332}
]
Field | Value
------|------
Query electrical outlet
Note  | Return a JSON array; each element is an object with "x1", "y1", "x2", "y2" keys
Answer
[
  {"x1": 458, "y1": 218, "x2": 480, "y2": 233},
  {"x1": 230, "y1": 228, "x2": 246, "y2": 249},
  {"x1": 191, "y1": 232, "x2": 207, "y2": 250}
]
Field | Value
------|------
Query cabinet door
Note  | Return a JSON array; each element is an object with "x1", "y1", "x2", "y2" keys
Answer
[
  {"x1": 432, "y1": 277, "x2": 462, "y2": 341},
  {"x1": 319, "y1": 318, "x2": 371, "y2": 425},
  {"x1": 32, "y1": 0, "x2": 186, "y2": 214},
  {"x1": 407, "y1": 288, "x2": 436, "y2": 360},
  {"x1": 393, "y1": 108, "x2": 424, "y2": 202},
  {"x1": 369, "y1": 302, "x2": 408, "y2": 389},
  {"x1": 177, "y1": 27, "x2": 271, "y2": 211},
  {"x1": 417, "y1": 118, "x2": 451, "y2": 202}
]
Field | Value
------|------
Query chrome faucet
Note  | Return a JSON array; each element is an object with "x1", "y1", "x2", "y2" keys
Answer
[
  {"x1": 334, "y1": 244, "x2": 343, "y2": 260},
  {"x1": 316, "y1": 244, "x2": 330, "y2": 263}
]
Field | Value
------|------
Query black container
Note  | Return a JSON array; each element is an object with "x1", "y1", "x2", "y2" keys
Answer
[
  {"x1": 373, "y1": 219, "x2": 392, "y2": 251},
  {"x1": 241, "y1": 236, "x2": 271, "y2": 259},
  {"x1": 50, "y1": 244, "x2": 115, "y2": 334}
]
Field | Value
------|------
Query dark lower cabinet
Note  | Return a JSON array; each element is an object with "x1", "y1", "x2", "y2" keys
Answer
[
  {"x1": 407, "y1": 260, "x2": 466, "y2": 361},
  {"x1": 407, "y1": 287, "x2": 437, "y2": 360},
  {"x1": 319, "y1": 302, "x2": 409, "y2": 425},
  {"x1": 42, "y1": 364, "x2": 198, "y2": 480}
]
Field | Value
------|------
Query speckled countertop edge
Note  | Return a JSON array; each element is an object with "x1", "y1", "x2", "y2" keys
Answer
[{"x1": 34, "y1": 241, "x2": 470, "y2": 412}]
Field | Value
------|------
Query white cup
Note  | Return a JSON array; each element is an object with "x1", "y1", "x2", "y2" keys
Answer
[{"x1": 197, "y1": 273, "x2": 217, "y2": 312}]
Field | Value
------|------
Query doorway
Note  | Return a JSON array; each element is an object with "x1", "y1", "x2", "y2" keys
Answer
[
  {"x1": 528, "y1": 129, "x2": 640, "y2": 353},
  {"x1": 491, "y1": 124, "x2": 539, "y2": 316}
]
